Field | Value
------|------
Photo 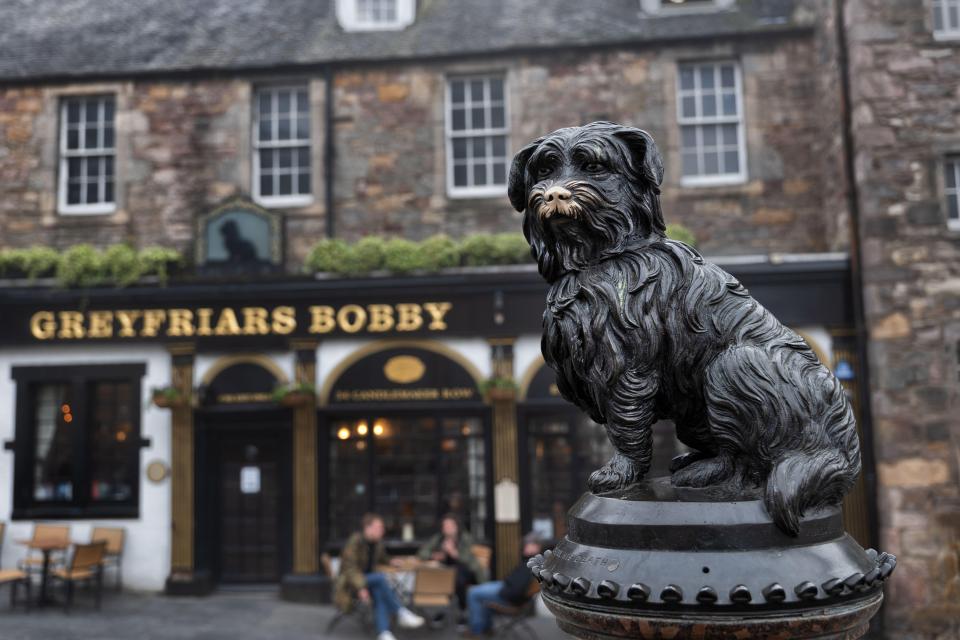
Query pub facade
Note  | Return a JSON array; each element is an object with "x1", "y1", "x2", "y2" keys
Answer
[{"x1": 0, "y1": 0, "x2": 879, "y2": 604}]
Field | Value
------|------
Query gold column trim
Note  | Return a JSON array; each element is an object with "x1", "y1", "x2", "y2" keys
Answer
[
  {"x1": 488, "y1": 338, "x2": 521, "y2": 578},
  {"x1": 168, "y1": 346, "x2": 195, "y2": 574},
  {"x1": 292, "y1": 347, "x2": 319, "y2": 574}
]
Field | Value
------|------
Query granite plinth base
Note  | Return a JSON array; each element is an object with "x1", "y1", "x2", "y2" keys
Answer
[{"x1": 527, "y1": 478, "x2": 895, "y2": 640}]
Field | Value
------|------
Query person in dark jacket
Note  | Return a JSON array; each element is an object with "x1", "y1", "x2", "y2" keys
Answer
[{"x1": 463, "y1": 533, "x2": 542, "y2": 637}]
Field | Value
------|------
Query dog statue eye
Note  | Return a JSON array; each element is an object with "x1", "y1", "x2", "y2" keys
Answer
[
  {"x1": 536, "y1": 165, "x2": 555, "y2": 179},
  {"x1": 584, "y1": 162, "x2": 606, "y2": 173}
]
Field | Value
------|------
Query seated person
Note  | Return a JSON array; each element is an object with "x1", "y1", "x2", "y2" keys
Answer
[
  {"x1": 417, "y1": 514, "x2": 488, "y2": 624},
  {"x1": 334, "y1": 513, "x2": 425, "y2": 640},
  {"x1": 464, "y1": 533, "x2": 543, "y2": 637}
]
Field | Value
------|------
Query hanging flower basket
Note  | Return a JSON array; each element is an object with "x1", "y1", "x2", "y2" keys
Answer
[
  {"x1": 479, "y1": 377, "x2": 518, "y2": 402},
  {"x1": 151, "y1": 387, "x2": 190, "y2": 409},
  {"x1": 272, "y1": 383, "x2": 317, "y2": 407}
]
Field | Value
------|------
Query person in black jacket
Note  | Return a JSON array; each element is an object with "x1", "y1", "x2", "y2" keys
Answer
[{"x1": 463, "y1": 533, "x2": 542, "y2": 637}]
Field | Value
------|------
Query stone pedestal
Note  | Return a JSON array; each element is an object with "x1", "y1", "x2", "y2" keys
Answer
[{"x1": 528, "y1": 478, "x2": 895, "y2": 640}]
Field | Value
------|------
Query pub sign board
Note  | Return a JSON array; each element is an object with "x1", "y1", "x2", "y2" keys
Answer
[{"x1": 326, "y1": 347, "x2": 479, "y2": 405}]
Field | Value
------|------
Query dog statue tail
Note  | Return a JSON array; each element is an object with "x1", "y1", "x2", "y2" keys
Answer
[{"x1": 764, "y1": 366, "x2": 861, "y2": 536}]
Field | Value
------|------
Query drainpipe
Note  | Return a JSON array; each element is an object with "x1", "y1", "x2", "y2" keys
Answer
[
  {"x1": 835, "y1": 0, "x2": 881, "y2": 553},
  {"x1": 325, "y1": 65, "x2": 336, "y2": 238}
]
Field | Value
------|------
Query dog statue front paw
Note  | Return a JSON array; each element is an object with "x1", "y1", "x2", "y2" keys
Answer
[{"x1": 588, "y1": 453, "x2": 639, "y2": 493}]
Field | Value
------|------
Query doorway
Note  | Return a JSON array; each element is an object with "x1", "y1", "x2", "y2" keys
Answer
[{"x1": 197, "y1": 413, "x2": 293, "y2": 585}]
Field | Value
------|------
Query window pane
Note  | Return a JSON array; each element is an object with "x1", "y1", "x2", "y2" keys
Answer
[
  {"x1": 296, "y1": 89, "x2": 309, "y2": 114},
  {"x1": 439, "y1": 417, "x2": 487, "y2": 541},
  {"x1": 934, "y1": 2, "x2": 944, "y2": 30},
  {"x1": 471, "y1": 137, "x2": 486, "y2": 159},
  {"x1": 946, "y1": 162, "x2": 957, "y2": 188},
  {"x1": 950, "y1": 4, "x2": 959, "y2": 28},
  {"x1": 490, "y1": 105, "x2": 505, "y2": 129},
  {"x1": 469, "y1": 80, "x2": 484, "y2": 102},
  {"x1": 278, "y1": 117, "x2": 291, "y2": 140},
  {"x1": 454, "y1": 163, "x2": 468, "y2": 187},
  {"x1": 681, "y1": 96, "x2": 697, "y2": 119},
  {"x1": 297, "y1": 147, "x2": 310, "y2": 169},
  {"x1": 84, "y1": 98, "x2": 100, "y2": 124},
  {"x1": 489, "y1": 78, "x2": 504, "y2": 101},
  {"x1": 86, "y1": 181, "x2": 99, "y2": 203},
  {"x1": 702, "y1": 125, "x2": 718, "y2": 147},
  {"x1": 327, "y1": 420, "x2": 371, "y2": 542},
  {"x1": 682, "y1": 151, "x2": 699, "y2": 176},
  {"x1": 104, "y1": 155, "x2": 114, "y2": 178},
  {"x1": 279, "y1": 173, "x2": 293, "y2": 195},
  {"x1": 948, "y1": 194, "x2": 959, "y2": 221},
  {"x1": 296, "y1": 116, "x2": 310, "y2": 140},
  {"x1": 279, "y1": 148, "x2": 292, "y2": 169},
  {"x1": 450, "y1": 80, "x2": 465, "y2": 104},
  {"x1": 473, "y1": 163, "x2": 487, "y2": 185},
  {"x1": 722, "y1": 92, "x2": 737, "y2": 116},
  {"x1": 491, "y1": 136, "x2": 506, "y2": 157},
  {"x1": 372, "y1": 417, "x2": 438, "y2": 540},
  {"x1": 471, "y1": 107, "x2": 485, "y2": 129},
  {"x1": 32, "y1": 384, "x2": 74, "y2": 502},
  {"x1": 702, "y1": 94, "x2": 717, "y2": 117},
  {"x1": 258, "y1": 91, "x2": 272, "y2": 118},
  {"x1": 67, "y1": 128, "x2": 79, "y2": 150},
  {"x1": 67, "y1": 157, "x2": 82, "y2": 180},
  {"x1": 259, "y1": 116, "x2": 272, "y2": 142},
  {"x1": 492, "y1": 162, "x2": 506, "y2": 185},
  {"x1": 452, "y1": 138, "x2": 467, "y2": 160},
  {"x1": 681, "y1": 127, "x2": 697, "y2": 149},
  {"x1": 104, "y1": 179, "x2": 114, "y2": 203},
  {"x1": 278, "y1": 91, "x2": 291, "y2": 114},
  {"x1": 721, "y1": 123, "x2": 738, "y2": 145},
  {"x1": 85, "y1": 126, "x2": 98, "y2": 148},
  {"x1": 260, "y1": 173, "x2": 273, "y2": 197},
  {"x1": 451, "y1": 108, "x2": 466, "y2": 131},
  {"x1": 87, "y1": 156, "x2": 100, "y2": 178},
  {"x1": 679, "y1": 66, "x2": 695, "y2": 91},
  {"x1": 723, "y1": 150, "x2": 740, "y2": 173},
  {"x1": 67, "y1": 100, "x2": 81, "y2": 125},
  {"x1": 260, "y1": 149, "x2": 274, "y2": 171},
  {"x1": 89, "y1": 381, "x2": 136, "y2": 502},
  {"x1": 720, "y1": 65, "x2": 736, "y2": 88},
  {"x1": 704, "y1": 150, "x2": 720, "y2": 174},
  {"x1": 67, "y1": 182, "x2": 82, "y2": 205},
  {"x1": 103, "y1": 125, "x2": 115, "y2": 149},
  {"x1": 103, "y1": 98, "x2": 115, "y2": 123},
  {"x1": 298, "y1": 171, "x2": 311, "y2": 195},
  {"x1": 699, "y1": 66, "x2": 715, "y2": 90}
]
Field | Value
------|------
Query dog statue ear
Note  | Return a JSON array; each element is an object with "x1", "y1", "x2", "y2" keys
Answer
[
  {"x1": 507, "y1": 137, "x2": 543, "y2": 212},
  {"x1": 613, "y1": 127, "x2": 664, "y2": 193}
]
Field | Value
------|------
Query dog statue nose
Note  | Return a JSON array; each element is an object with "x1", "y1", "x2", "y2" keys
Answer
[{"x1": 544, "y1": 186, "x2": 572, "y2": 203}]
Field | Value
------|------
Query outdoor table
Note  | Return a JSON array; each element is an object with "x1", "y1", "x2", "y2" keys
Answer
[
  {"x1": 16, "y1": 539, "x2": 69, "y2": 606},
  {"x1": 377, "y1": 557, "x2": 442, "y2": 605}
]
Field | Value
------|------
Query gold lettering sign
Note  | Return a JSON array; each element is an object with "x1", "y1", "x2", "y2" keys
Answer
[
  {"x1": 27, "y1": 301, "x2": 454, "y2": 340},
  {"x1": 383, "y1": 356, "x2": 426, "y2": 384}
]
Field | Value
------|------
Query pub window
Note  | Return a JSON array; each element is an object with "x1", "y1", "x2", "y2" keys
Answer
[
  {"x1": 252, "y1": 85, "x2": 312, "y2": 207},
  {"x1": 946, "y1": 156, "x2": 960, "y2": 230},
  {"x1": 446, "y1": 75, "x2": 510, "y2": 197},
  {"x1": 933, "y1": 0, "x2": 960, "y2": 39},
  {"x1": 337, "y1": 0, "x2": 415, "y2": 31},
  {"x1": 328, "y1": 415, "x2": 488, "y2": 544},
  {"x1": 677, "y1": 61, "x2": 746, "y2": 186},
  {"x1": 12, "y1": 364, "x2": 145, "y2": 519},
  {"x1": 58, "y1": 95, "x2": 116, "y2": 215}
]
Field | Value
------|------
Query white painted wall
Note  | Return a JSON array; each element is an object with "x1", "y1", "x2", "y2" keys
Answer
[{"x1": 0, "y1": 344, "x2": 171, "y2": 592}]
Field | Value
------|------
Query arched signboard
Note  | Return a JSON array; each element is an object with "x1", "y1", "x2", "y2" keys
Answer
[
  {"x1": 324, "y1": 345, "x2": 480, "y2": 405},
  {"x1": 521, "y1": 358, "x2": 563, "y2": 402},
  {"x1": 202, "y1": 357, "x2": 287, "y2": 405}
]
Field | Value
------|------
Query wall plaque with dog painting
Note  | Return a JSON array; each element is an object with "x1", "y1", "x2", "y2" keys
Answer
[{"x1": 513, "y1": 122, "x2": 894, "y2": 638}]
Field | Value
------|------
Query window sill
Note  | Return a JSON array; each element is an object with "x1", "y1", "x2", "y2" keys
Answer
[
  {"x1": 58, "y1": 203, "x2": 117, "y2": 216},
  {"x1": 932, "y1": 32, "x2": 960, "y2": 43},
  {"x1": 947, "y1": 220, "x2": 960, "y2": 232},
  {"x1": 679, "y1": 174, "x2": 747, "y2": 189},
  {"x1": 447, "y1": 186, "x2": 507, "y2": 200},
  {"x1": 254, "y1": 195, "x2": 314, "y2": 209},
  {"x1": 12, "y1": 504, "x2": 139, "y2": 520}
]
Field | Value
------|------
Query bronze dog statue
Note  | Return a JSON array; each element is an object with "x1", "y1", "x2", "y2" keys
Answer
[{"x1": 509, "y1": 121, "x2": 861, "y2": 535}]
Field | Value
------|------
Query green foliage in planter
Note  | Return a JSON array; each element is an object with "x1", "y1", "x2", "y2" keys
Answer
[
  {"x1": 304, "y1": 238, "x2": 351, "y2": 274},
  {"x1": 419, "y1": 234, "x2": 460, "y2": 269},
  {"x1": 138, "y1": 246, "x2": 183, "y2": 286},
  {"x1": 0, "y1": 246, "x2": 60, "y2": 279},
  {"x1": 341, "y1": 236, "x2": 387, "y2": 275},
  {"x1": 478, "y1": 376, "x2": 519, "y2": 395},
  {"x1": 490, "y1": 232, "x2": 532, "y2": 265},
  {"x1": 271, "y1": 381, "x2": 317, "y2": 402},
  {"x1": 459, "y1": 234, "x2": 499, "y2": 267},
  {"x1": 665, "y1": 223, "x2": 697, "y2": 247},
  {"x1": 57, "y1": 244, "x2": 104, "y2": 288},
  {"x1": 103, "y1": 245, "x2": 143, "y2": 288},
  {"x1": 383, "y1": 238, "x2": 431, "y2": 274},
  {"x1": 151, "y1": 386, "x2": 184, "y2": 401}
]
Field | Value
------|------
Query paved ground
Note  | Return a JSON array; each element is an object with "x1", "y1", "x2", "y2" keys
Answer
[{"x1": 0, "y1": 589, "x2": 568, "y2": 640}]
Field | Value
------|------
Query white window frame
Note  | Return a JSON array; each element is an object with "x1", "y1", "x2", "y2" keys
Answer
[
  {"x1": 445, "y1": 74, "x2": 510, "y2": 199},
  {"x1": 945, "y1": 156, "x2": 960, "y2": 231},
  {"x1": 639, "y1": 0, "x2": 735, "y2": 15},
  {"x1": 932, "y1": 0, "x2": 960, "y2": 40},
  {"x1": 676, "y1": 60, "x2": 747, "y2": 188},
  {"x1": 336, "y1": 0, "x2": 415, "y2": 32},
  {"x1": 252, "y1": 84, "x2": 313, "y2": 209},
  {"x1": 58, "y1": 95, "x2": 117, "y2": 215}
]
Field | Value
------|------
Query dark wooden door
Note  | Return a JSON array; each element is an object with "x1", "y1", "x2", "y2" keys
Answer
[{"x1": 217, "y1": 431, "x2": 281, "y2": 583}]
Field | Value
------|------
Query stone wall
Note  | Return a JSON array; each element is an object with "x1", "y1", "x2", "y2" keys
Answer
[
  {"x1": 844, "y1": 0, "x2": 960, "y2": 636},
  {"x1": 1, "y1": 30, "x2": 848, "y2": 265}
]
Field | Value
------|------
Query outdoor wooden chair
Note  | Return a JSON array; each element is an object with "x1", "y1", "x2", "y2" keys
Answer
[
  {"x1": 91, "y1": 527, "x2": 125, "y2": 591},
  {"x1": 0, "y1": 524, "x2": 31, "y2": 611},
  {"x1": 50, "y1": 541, "x2": 107, "y2": 613},
  {"x1": 471, "y1": 543, "x2": 493, "y2": 575},
  {"x1": 18, "y1": 524, "x2": 71, "y2": 574},
  {"x1": 411, "y1": 566, "x2": 456, "y2": 627},
  {"x1": 488, "y1": 580, "x2": 541, "y2": 639}
]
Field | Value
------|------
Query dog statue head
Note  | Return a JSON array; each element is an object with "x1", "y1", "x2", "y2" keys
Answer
[{"x1": 508, "y1": 122, "x2": 666, "y2": 282}]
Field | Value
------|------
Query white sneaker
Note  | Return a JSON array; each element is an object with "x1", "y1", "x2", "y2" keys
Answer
[
  {"x1": 396, "y1": 607, "x2": 426, "y2": 629},
  {"x1": 377, "y1": 632, "x2": 398, "y2": 640}
]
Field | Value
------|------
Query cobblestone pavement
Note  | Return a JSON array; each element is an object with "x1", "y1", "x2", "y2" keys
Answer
[{"x1": 0, "y1": 589, "x2": 568, "y2": 639}]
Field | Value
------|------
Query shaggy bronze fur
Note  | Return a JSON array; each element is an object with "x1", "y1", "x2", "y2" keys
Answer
[{"x1": 509, "y1": 122, "x2": 861, "y2": 535}]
